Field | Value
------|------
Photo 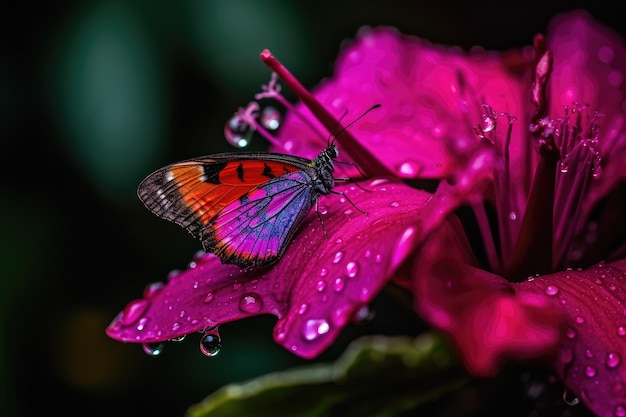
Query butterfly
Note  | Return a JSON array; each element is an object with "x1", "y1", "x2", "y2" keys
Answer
[{"x1": 137, "y1": 105, "x2": 378, "y2": 268}]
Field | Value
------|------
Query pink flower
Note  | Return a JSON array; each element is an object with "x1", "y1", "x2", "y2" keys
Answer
[{"x1": 107, "y1": 9, "x2": 626, "y2": 416}]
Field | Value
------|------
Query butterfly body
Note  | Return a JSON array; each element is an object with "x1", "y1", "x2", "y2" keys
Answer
[{"x1": 138, "y1": 144, "x2": 340, "y2": 268}]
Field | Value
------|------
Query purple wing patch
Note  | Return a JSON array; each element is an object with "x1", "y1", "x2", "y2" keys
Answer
[{"x1": 202, "y1": 171, "x2": 316, "y2": 267}]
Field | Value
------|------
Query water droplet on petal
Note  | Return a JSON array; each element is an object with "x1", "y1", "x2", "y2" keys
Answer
[
  {"x1": 142, "y1": 342, "x2": 164, "y2": 356},
  {"x1": 607, "y1": 352, "x2": 622, "y2": 369},
  {"x1": 576, "y1": 316, "x2": 585, "y2": 324},
  {"x1": 203, "y1": 292, "x2": 215, "y2": 303},
  {"x1": 316, "y1": 280, "x2": 326, "y2": 292},
  {"x1": 171, "y1": 322, "x2": 181, "y2": 332},
  {"x1": 584, "y1": 365, "x2": 597, "y2": 378},
  {"x1": 615, "y1": 405, "x2": 626, "y2": 417},
  {"x1": 136, "y1": 317, "x2": 148, "y2": 331},
  {"x1": 618, "y1": 326, "x2": 626, "y2": 336},
  {"x1": 345, "y1": 261, "x2": 359, "y2": 278},
  {"x1": 585, "y1": 349, "x2": 594, "y2": 358},
  {"x1": 333, "y1": 277, "x2": 345, "y2": 292},
  {"x1": 545, "y1": 285, "x2": 559, "y2": 296},
  {"x1": 397, "y1": 160, "x2": 422, "y2": 178},
  {"x1": 121, "y1": 299, "x2": 149, "y2": 326},
  {"x1": 319, "y1": 268, "x2": 328, "y2": 277},
  {"x1": 566, "y1": 327, "x2": 577, "y2": 339},
  {"x1": 143, "y1": 282, "x2": 164, "y2": 299},
  {"x1": 238, "y1": 292, "x2": 263, "y2": 314},
  {"x1": 200, "y1": 330, "x2": 222, "y2": 357},
  {"x1": 332, "y1": 251, "x2": 344, "y2": 264},
  {"x1": 389, "y1": 201, "x2": 400, "y2": 208},
  {"x1": 302, "y1": 319, "x2": 330, "y2": 341},
  {"x1": 297, "y1": 303, "x2": 309, "y2": 315}
]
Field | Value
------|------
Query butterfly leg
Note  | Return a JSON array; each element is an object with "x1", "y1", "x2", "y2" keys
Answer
[
  {"x1": 314, "y1": 199, "x2": 329, "y2": 239},
  {"x1": 329, "y1": 189, "x2": 368, "y2": 215}
]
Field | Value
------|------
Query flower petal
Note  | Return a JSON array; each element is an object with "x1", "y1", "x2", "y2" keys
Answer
[
  {"x1": 108, "y1": 179, "x2": 436, "y2": 358},
  {"x1": 277, "y1": 27, "x2": 531, "y2": 180},
  {"x1": 515, "y1": 258, "x2": 626, "y2": 417},
  {"x1": 410, "y1": 223, "x2": 564, "y2": 376}
]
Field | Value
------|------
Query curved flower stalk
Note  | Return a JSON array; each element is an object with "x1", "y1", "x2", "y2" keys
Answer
[{"x1": 108, "y1": 9, "x2": 626, "y2": 417}]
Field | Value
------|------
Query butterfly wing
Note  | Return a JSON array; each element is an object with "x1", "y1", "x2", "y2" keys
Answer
[
  {"x1": 138, "y1": 153, "x2": 311, "y2": 246},
  {"x1": 204, "y1": 170, "x2": 316, "y2": 267}
]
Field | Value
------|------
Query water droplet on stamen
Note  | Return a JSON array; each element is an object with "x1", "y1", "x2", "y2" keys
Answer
[
  {"x1": 225, "y1": 114, "x2": 254, "y2": 148},
  {"x1": 142, "y1": 342, "x2": 164, "y2": 356},
  {"x1": 260, "y1": 106, "x2": 281, "y2": 130}
]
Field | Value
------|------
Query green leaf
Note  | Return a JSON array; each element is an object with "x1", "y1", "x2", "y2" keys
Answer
[{"x1": 186, "y1": 332, "x2": 468, "y2": 417}]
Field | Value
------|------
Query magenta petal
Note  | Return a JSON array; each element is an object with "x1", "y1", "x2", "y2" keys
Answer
[
  {"x1": 277, "y1": 27, "x2": 531, "y2": 180},
  {"x1": 515, "y1": 258, "x2": 626, "y2": 417},
  {"x1": 411, "y1": 224, "x2": 564, "y2": 376},
  {"x1": 108, "y1": 178, "x2": 434, "y2": 358}
]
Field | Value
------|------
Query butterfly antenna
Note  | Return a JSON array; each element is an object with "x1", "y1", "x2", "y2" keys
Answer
[{"x1": 329, "y1": 103, "x2": 381, "y2": 146}]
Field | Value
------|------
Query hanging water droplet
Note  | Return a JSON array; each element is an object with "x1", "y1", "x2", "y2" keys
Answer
[
  {"x1": 224, "y1": 113, "x2": 254, "y2": 148},
  {"x1": 562, "y1": 389, "x2": 580, "y2": 406},
  {"x1": 260, "y1": 106, "x2": 281, "y2": 130},
  {"x1": 606, "y1": 352, "x2": 622, "y2": 369},
  {"x1": 121, "y1": 299, "x2": 149, "y2": 326},
  {"x1": 142, "y1": 342, "x2": 164, "y2": 356},
  {"x1": 354, "y1": 305, "x2": 375, "y2": 323},
  {"x1": 200, "y1": 330, "x2": 222, "y2": 357},
  {"x1": 169, "y1": 335, "x2": 186, "y2": 342},
  {"x1": 302, "y1": 319, "x2": 330, "y2": 341},
  {"x1": 238, "y1": 292, "x2": 264, "y2": 314}
]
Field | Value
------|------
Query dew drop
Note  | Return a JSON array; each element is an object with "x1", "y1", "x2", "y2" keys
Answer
[
  {"x1": 607, "y1": 352, "x2": 622, "y2": 369},
  {"x1": 142, "y1": 342, "x2": 164, "y2": 357},
  {"x1": 369, "y1": 178, "x2": 389, "y2": 187},
  {"x1": 618, "y1": 326, "x2": 626, "y2": 336},
  {"x1": 171, "y1": 322, "x2": 182, "y2": 332},
  {"x1": 331, "y1": 306, "x2": 350, "y2": 326},
  {"x1": 576, "y1": 316, "x2": 585, "y2": 324},
  {"x1": 585, "y1": 349, "x2": 594, "y2": 358},
  {"x1": 333, "y1": 277, "x2": 345, "y2": 292},
  {"x1": 302, "y1": 319, "x2": 330, "y2": 341},
  {"x1": 238, "y1": 292, "x2": 263, "y2": 314},
  {"x1": 332, "y1": 251, "x2": 344, "y2": 264},
  {"x1": 584, "y1": 365, "x2": 597, "y2": 378},
  {"x1": 203, "y1": 292, "x2": 215, "y2": 303},
  {"x1": 273, "y1": 321, "x2": 288, "y2": 342},
  {"x1": 345, "y1": 261, "x2": 359, "y2": 278},
  {"x1": 566, "y1": 327, "x2": 577, "y2": 339},
  {"x1": 319, "y1": 268, "x2": 328, "y2": 277},
  {"x1": 224, "y1": 114, "x2": 253, "y2": 148},
  {"x1": 297, "y1": 303, "x2": 309, "y2": 315},
  {"x1": 136, "y1": 317, "x2": 148, "y2": 331},
  {"x1": 260, "y1": 106, "x2": 281, "y2": 130},
  {"x1": 397, "y1": 160, "x2": 422, "y2": 178},
  {"x1": 121, "y1": 299, "x2": 149, "y2": 326},
  {"x1": 316, "y1": 280, "x2": 326, "y2": 292},
  {"x1": 545, "y1": 285, "x2": 559, "y2": 296},
  {"x1": 169, "y1": 335, "x2": 186, "y2": 342},
  {"x1": 562, "y1": 389, "x2": 580, "y2": 406},
  {"x1": 200, "y1": 331, "x2": 222, "y2": 357},
  {"x1": 143, "y1": 282, "x2": 164, "y2": 299},
  {"x1": 389, "y1": 201, "x2": 400, "y2": 208},
  {"x1": 615, "y1": 405, "x2": 626, "y2": 417},
  {"x1": 560, "y1": 348, "x2": 574, "y2": 364}
]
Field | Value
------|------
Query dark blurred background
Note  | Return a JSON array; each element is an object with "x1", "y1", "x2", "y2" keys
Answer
[{"x1": 2, "y1": 1, "x2": 622, "y2": 416}]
